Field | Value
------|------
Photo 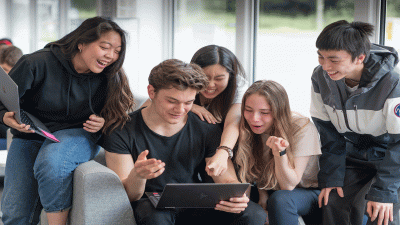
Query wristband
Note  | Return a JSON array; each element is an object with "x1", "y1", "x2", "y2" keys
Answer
[
  {"x1": 279, "y1": 149, "x2": 287, "y2": 156},
  {"x1": 217, "y1": 146, "x2": 233, "y2": 159}
]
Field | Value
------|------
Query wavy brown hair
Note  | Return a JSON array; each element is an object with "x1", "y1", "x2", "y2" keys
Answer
[
  {"x1": 235, "y1": 80, "x2": 308, "y2": 190},
  {"x1": 191, "y1": 45, "x2": 245, "y2": 122},
  {"x1": 47, "y1": 17, "x2": 135, "y2": 133},
  {"x1": 149, "y1": 59, "x2": 209, "y2": 93}
]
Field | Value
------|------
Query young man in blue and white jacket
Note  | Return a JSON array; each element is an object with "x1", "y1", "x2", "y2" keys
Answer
[{"x1": 310, "y1": 20, "x2": 400, "y2": 225}]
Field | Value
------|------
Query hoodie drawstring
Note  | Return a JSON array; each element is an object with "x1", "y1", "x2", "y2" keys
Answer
[
  {"x1": 88, "y1": 79, "x2": 96, "y2": 115},
  {"x1": 66, "y1": 75, "x2": 72, "y2": 116}
]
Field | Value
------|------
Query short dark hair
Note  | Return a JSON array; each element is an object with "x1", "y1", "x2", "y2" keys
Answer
[
  {"x1": 0, "y1": 46, "x2": 23, "y2": 67},
  {"x1": 316, "y1": 20, "x2": 374, "y2": 61},
  {"x1": 149, "y1": 59, "x2": 209, "y2": 93}
]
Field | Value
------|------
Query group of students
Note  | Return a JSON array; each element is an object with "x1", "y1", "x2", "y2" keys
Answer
[{"x1": 0, "y1": 16, "x2": 399, "y2": 225}]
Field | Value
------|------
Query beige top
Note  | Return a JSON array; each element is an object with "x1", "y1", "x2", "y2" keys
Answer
[{"x1": 261, "y1": 114, "x2": 321, "y2": 189}]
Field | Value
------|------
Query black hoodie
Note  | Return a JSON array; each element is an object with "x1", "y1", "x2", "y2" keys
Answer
[{"x1": 0, "y1": 45, "x2": 108, "y2": 140}]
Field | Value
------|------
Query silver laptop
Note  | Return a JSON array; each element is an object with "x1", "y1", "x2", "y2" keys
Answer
[
  {"x1": 0, "y1": 67, "x2": 59, "y2": 142},
  {"x1": 145, "y1": 183, "x2": 250, "y2": 209}
]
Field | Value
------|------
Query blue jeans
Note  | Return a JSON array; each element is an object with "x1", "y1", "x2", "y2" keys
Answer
[
  {"x1": 267, "y1": 188, "x2": 321, "y2": 225},
  {"x1": 1, "y1": 128, "x2": 101, "y2": 225}
]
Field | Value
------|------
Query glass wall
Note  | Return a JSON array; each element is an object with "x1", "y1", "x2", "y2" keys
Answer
[
  {"x1": 174, "y1": 0, "x2": 236, "y2": 62},
  {"x1": 69, "y1": 0, "x2": 97, "y2": 32},
  {"x1": 37, "y1": 0, "x2": 60, "y2": 50},
  {"x1": 255, "y1": 0, "x2": 354, "y2": 117},
  {"x1": 11, "y1": 0, "x2": 30, "y2": 53},
  {"x1": 385, "y1": 0, "x2": 400, "y2": 53}
]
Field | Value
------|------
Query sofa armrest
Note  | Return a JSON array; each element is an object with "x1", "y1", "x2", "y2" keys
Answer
[{"x1": 69, "y1": 160, "x2": 136, "y2": 225}]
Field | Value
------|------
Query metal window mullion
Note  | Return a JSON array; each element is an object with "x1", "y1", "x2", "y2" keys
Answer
[
  {"x1": 59, "y1": 0, "x2": 70, "y2": 38},
  {"x1": 29, "y1": 0, "x2": 37, "y2": 52},
  {"x1": 379, "y1": 0, "x2": 386, "y2": 45},
  {"x1": 354, "y1": 0, "x2": 381, "y2": 44},
  {"x1": 236, "y1": 0, "x2": 256, "y2": 84},
  {"x1": 163, "y1": 0, "x2": 174, "y2": 60}
]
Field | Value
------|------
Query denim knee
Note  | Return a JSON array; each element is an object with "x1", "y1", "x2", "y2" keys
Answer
[
  {"x1": 238, "y1": 201, "x2": 267, "y2": 225},
  {"x1": 267, "y1": 190, "x2": 297, "y2": 212},
  {"x1": 33, "y1": 128, "x2": 101, "y2": 212}
]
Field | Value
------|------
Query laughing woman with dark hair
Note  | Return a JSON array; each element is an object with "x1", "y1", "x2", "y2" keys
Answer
[{"x1": 0, "y1": 17, "x2": 135, "y2": 225}]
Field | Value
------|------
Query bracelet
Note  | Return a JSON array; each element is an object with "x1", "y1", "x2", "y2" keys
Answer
[
  {"x1": 217, "y1": 146, "x2": 233, "y2": 159},
  {"x1": 279, "y1": 149, "x2": 287, "y2": 156}
]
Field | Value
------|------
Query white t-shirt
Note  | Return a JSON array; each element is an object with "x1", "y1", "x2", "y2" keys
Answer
[
  {"x1": 233, "y1": 76, "x2": 249, "y2": 104},
  {"x1": 261, "y1": 114, "x2": 321, "y2": 189}
]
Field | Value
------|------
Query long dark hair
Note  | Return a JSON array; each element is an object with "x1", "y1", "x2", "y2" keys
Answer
[
  {"x1": 190, "y1": 45, "x2": 245, "y2": 122},
  {"x1": 48, "y1": 16, "x2": 135, "y2": 133}
]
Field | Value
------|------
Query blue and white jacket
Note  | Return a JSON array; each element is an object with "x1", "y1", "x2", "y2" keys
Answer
[{"x1": 310, "y1": 44, "x2": 400, "y2": 203}]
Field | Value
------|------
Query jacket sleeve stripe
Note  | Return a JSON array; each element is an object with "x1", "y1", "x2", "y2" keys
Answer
[{"x1": 310, "y1": 87, "x2": 331, "y2": 121}]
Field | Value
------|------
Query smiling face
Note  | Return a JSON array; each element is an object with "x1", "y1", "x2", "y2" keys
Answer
[
  {"x1": 149, "y1": 85, "x2": 197, "y2": 125},
  {"x1": 243, "y1": 93, "x2": 274, "y2": 134},
  {"x1": 317, "y1": 50, "x2": 365, "y2": 82},
  {"x1": 74, "y1": 31, "x2": 122, "y2": 74},
  {"x1": 199, "y1": 64, "x2": 230, "y2": 100}
]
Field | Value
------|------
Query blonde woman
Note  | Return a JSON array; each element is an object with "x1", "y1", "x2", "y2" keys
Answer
[{"x1": 235, "y1": 80, "x2": 321, "y2": 225}]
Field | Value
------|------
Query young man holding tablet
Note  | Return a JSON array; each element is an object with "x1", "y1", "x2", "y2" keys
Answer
[{"x1": 99, "y1": 59, "x2": 266, "y2": 225}]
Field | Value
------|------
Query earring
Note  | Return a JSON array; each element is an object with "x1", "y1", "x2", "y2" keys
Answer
[{"x1": 79, "y1": 48, "x2": 82, "y2": 53}]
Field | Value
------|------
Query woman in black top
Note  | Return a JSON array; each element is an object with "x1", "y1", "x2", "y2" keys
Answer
[{"x1": 0, "y1": 17, "x2": 135, "y2": 225}]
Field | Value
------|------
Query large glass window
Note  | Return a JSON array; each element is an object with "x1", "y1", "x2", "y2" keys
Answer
[
  {"x1": 68, "y1": 0, "x2": 97, "y2": 33},
  {"x1": 385, "y1": 0, "x2": 400, "y2": 53},
  {"x1": 255, "y1": 0, "x2": 354, "y2": 117},
  {"x1": 37, "y1": 0, "x2": 60, "y2": 50},
  {"x1": 174, "y1": 0, "x2": 236, "y2": 61},
  {"x1": 11, "y1": 0, "x2": 30, "y2": 53}
]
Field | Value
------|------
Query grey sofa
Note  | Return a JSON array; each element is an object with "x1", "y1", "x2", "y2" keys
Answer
[
  {"x1": 40, "y1": 156, "x2": 136, "y2": 225},
  {"x1": 4, "y1": 128, "x2": 135, "y2": 225}
]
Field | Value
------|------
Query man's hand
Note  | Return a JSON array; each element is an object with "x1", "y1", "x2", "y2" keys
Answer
[
  {"x1": 318, "y1": 187, "x2": 344, "y2": 208},
  {"x1": 215, "y1": 193, "x2": 249, "y2": 214},
  {"x1": 367, "y1": 201, "x2": 393, "y2": 225},
  {"x1": 83, "y1": 114, "x2": 105, "y2": 133},
  {"x1": 132, "y1": 150, "x2": 165, "y2": 180},
  {"x1": 205, "y1": 149, "x2": 229, "y2": 176},
  {"x1": 3, "y1": 112, "x2": 34, "y2": 133}
]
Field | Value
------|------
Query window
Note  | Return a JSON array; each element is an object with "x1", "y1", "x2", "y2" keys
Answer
[
  {"x1": 68, "y1": 0, "x2": 97, "y2": 32},
  {"x1": 10, "y1": 0, "x2": 30, "y2": 53},
  {"x1": 174, "y1": 0, "x2": 237, "y2": 61},
  {"x1": 37, "y1": 0, "x2": 60, "y2": 49},
  {"x1": 385, "y1": 0, "x2": 400, "y2": 53},
  {"x1": 255, "y1": 0, "x2": 354, "y2": 117}
]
